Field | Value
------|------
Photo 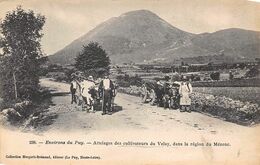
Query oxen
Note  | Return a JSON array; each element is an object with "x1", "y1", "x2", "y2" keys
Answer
[
  {"x1": 72, "y1": 76, "x2": 117, "y2": 112},
  {"x1": 141, "y1": 81, "x2": 164, "y2": 106},
  {"x1": 141, "y1": 80, "x2": 180, "y2": 109},
  {"x1": 72, "y1": 78, "x2": 98, "y2": 111}
]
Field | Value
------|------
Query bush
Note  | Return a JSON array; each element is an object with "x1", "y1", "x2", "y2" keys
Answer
[
  {"x1": 191, "y1": 92, "x2": 260, "y2": 125},
  {"x1": 0, "y1": 99, "x2": 16, "y2": 110},
  {"x1": 1, "y1": 108, "x2": 21, "y2": 124},
  {"x1": 84, "y1": 68, "x2": 108, "y2": 79},
  {"x1": 192, "y1": 75, "x2": 201, "y2": 81},
  {"x1": 116, "y1": 74, "x2": 142, "y2": 87},
  {"x1": 64, "y1": 68, "x2": 76, "y2": 82},
  {"x1": 47, "y1": 64, "x2": 63, "y2": 72},
  {"x1": 117, "y1": 86, "x2": 143, "y2": 96},
  {"x1": 191, "y1": 78, "x2": 260, "y2": 87},
  {"x1": 117, "y1": 80, "x2": 131, "y2": 87},
  {"x1": 38, "y1": 67, "x2": 49, "y2": 76},
  {"x1": 0, "y1": 87, "x2": 51, "y2": 126},
  {"x1": 245, "y1": 67, "x2": 259, "y2": 78},
  {"x1": 14, "y1": 101, "x2": 33, "y2": 117},
  {"x1": 210, "y1": 72, "x2": 220, "y2": 80}
]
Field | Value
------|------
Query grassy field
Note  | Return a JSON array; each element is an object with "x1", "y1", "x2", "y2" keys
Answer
[
  {"x1": 191, "y1": 78, "x2": 260, "y2": 87},
  {"x1": 193, "y1": 87, "x2": 260, "y2": 105}
]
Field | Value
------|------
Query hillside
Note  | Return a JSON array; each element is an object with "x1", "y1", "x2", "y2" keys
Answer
[
  {"x1": 49, "y1": 10, "x2": 260, "y2": 65},
  {"x1": 150, "y1": 28, "x2": 260, "y2": 64},
  {"x1": 49, "y1": 10, "x2": 193, "y2": 64}
]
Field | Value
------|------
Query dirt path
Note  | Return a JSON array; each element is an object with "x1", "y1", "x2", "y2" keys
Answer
[
  {"x1": 1, "y1": 78, "x2": 259, "y2": 164},
  {"x1": 37, "y1": 79, "x2": 259, "y2": 163},
  {"x1": 39, "y1": 78, "x2": 258, "y2": 136}
]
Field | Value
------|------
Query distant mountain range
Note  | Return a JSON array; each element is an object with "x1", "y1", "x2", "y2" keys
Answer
[{"x1": 49, "y1": 10, "x2": 260, "y2": 65}]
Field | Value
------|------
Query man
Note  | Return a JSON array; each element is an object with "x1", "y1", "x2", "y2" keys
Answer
[
  {"x1": 162, "y1": 75, "x2": 172, "y2": 109},
  {"x1": 99, "y1": 75, "x2": 115, "y2": 115},
  {"x1": 154, "y1": 79, "x2": 164, "y2": 107},
  {"x1": 81, "y1": 75, "x2": 96, "y2": 112},
  {"x1": 170, "y1": 82, "x2": 180, "y2": 109},
  {"x1": 70, "y1": 74, "x2": 77, "y2": 104}
]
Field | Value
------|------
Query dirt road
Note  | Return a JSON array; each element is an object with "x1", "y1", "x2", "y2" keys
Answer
[
  {"x1": 39, "y1": 78, "x2": 257, "y2": 136},
  {"x1": 1, "y1": 78, "x2": 259, "y2": 165},
  {"x1": 37, "y1": 79, "x2": 259, "y2": 163}
]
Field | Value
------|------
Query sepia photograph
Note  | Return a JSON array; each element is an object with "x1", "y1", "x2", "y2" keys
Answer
[{"x1": 0, "y1": 0, "x2": 259, "y2": 164}]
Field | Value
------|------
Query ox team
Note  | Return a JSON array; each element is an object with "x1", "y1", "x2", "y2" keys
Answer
[
  {"x1": 70, "y1": 73, "x2": 116, "y2": 115},
  {"x1": 70, "y1": 73, "x2": 193, "y2": 115},
  {"x1": 142, "y1": 75, "x2": 193, "y2": 113}
]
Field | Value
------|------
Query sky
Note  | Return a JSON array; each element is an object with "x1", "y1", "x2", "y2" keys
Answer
[{"x1": 0, "y1": 0, "x2": 259, "y2": 55}]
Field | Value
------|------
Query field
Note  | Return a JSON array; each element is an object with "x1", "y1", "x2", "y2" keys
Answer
[{"x1": 193, "y1": 87, "x2": 260, "y2": 105}]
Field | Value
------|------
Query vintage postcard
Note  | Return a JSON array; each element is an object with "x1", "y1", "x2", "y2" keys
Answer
[{"x1": 0, "y1": 0, "x2": 259, "y2": 164}]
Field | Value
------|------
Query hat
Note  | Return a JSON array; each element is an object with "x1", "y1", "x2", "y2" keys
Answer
[
  {"x1": 88, "y1": 75, "x2": 94, "y2": 81},
  {"x1": 182, "y1": 75, "x2": 188, "y2": 81}
]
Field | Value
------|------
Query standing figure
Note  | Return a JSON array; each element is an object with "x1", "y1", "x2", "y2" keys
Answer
[
  {"x1": 75, "y1": 76, "x2": 83, "y2": 106},
  {"x1": 70, "y1": 74, "x2": 77, "y2": 104},
  {"x1": 99, "y1": 75, "x2": 115, "y2": 115},
  {"x1": 81, "y1": 76, "x2": 95, "y2": 112},
  {"x1": 162, "y1": 75, "x2": 172, "y2": 109},
  {"x1": 170, "y1": 83, "x2": 180, "y2": 109},
  {"x1": 179, "y1": 77, "x2": 192, "y2": 112},
  {"x1": 155, "y1": 79, "x2": 164, "y2": 107}
]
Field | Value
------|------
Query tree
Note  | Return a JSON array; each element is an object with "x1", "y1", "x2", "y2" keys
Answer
[
  {"x1": 0, "y1": 6, "x2": 45, "y2": 102},
  {"x1": 75, "y1": 42, "x2": 110, "y2": 76}
]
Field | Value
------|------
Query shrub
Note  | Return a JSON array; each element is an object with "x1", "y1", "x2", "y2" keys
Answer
[
  {"x1": 191, "y1": 92, "x2": 260, "y2": 125},
  {"x1": 245, "y1": 67, "x2": 259, "y2": 78},
  {"x1": 117, "y1": 86, "x2": 143, "y2": 96},
  {"x1": 210, "y1": 72, "x2": 220, "y2": 80},
  {"x1": 116, "y1": 74, "x2": 142, "y2": 87}
]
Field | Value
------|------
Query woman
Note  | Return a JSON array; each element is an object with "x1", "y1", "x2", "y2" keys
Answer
[{"x1": 178, "y1": 77, "x2": 192, "y2": 112}]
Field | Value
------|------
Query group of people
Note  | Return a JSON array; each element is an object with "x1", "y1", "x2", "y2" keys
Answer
[
  {"x1": 150, "y1": 75, "x2": 193, "y2": 112},
  {"x1": 70, "y1": 73, "x2": 116, "y2": 115},
  {"x1": 70, "y1": 72, "x2": 193, "y2": 114}
]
